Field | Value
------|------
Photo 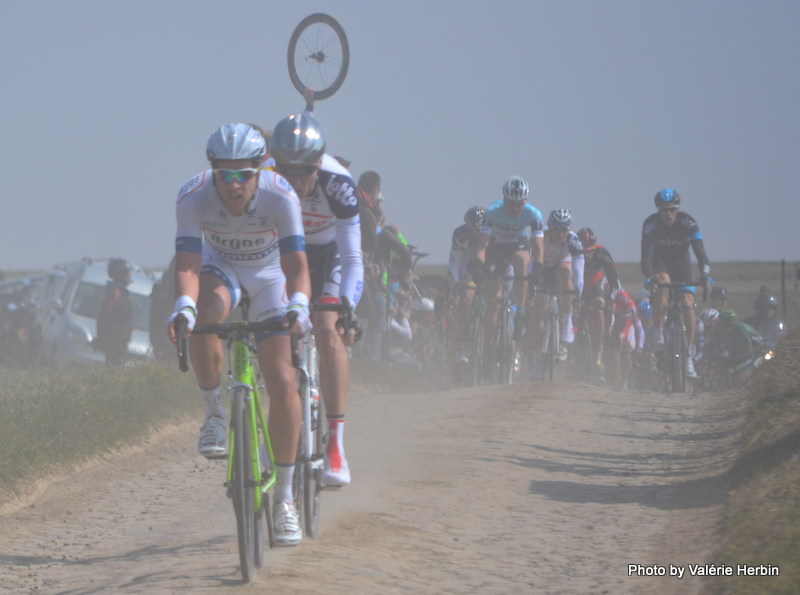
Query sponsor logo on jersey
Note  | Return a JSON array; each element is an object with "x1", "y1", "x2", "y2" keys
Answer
[
  {"x1": 178, "y1": 172, "x2": 205, "y2": 201},
  {"x1": 275, "y1": 174, "x2": 295, "y2": 194},
  {"x1": 302, "y1": 211, "x2": 334, "y2": 232},
  {"x1": 325, "y1": 176, "x2": 357, "y2": 207},
  {"x1": 643, "y1": 222, "x2": 656, "y2": 236},
  {"x1": 208, "y1": 229, "x2": 277, "y2": 251}
]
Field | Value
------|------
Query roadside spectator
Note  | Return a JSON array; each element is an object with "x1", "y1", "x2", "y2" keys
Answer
[
  {"x1": 710, "y1": 286, "x2": 728, "y2": 312},
  {"x1": 149, "y1": 256, "x2": 177, "y2": 365},
  {"x1": 355, "y1": 171, "x2": 384, "y2": 263},
  {"x1": 95, "y1": 258, "x2": 134, "y2": 366}
]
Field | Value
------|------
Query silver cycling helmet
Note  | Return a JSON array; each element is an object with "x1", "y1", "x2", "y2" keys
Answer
[
  {"x1": 548, "y1": 208, "x2": 573, "y2": 229},
  {"x1": 270, "y1": 112, "x2": 326, "y2": 166},
  {"x1": 206, "y1": 123, "x2": 267, "y2": 163},
  {"x1": 699, "y1": 308, "x2": 720, "y2": 326},
  {"x1": 502, "y1": 176, "x2": 529, "y2": 203}
]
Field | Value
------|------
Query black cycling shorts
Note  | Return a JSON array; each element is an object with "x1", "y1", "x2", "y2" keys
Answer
[
  {"x1": 484, "y1": 241, "x2": 530, "y2": 274},
  {"x1": 652, "y1": 253, "x2": 695, "y2": 293},
  {"x1": 307, "y1": 241, "x2": 341, "y2": 301}
]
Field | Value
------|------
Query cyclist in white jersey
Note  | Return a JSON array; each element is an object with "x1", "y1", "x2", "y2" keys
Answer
[
  {"x1": 167, "y1": 123, "x2": 310, "y2": 546},
  {"x1": 266, "y1": 112, "x2": 363, "y2": 488},
  {"x1": 478, "y1": 176, "x2": 544, "y2": 354},
  {"x1": 529, "y1": 209, "x2": 584, "y2": 376}
]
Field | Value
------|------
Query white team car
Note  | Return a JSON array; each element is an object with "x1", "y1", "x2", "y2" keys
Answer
[{"x1": 32, "y1": 258, "x2": 155, "y2": 367}]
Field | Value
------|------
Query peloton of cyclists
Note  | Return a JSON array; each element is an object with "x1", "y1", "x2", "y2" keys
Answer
[
  {"x1": 641, "y1": 189, "x2": 711, "y2": 380},
  {"x1": 168, "y1": 123, "x2": 311, "y2": 546},
  {"x1": 478, "y1": 176, "x2": 544, "y2": 362},
  {"x1": 527, "y1": 209, "x2": 584, "y2": 380},
  {"x1": 447, "y1": 206, "x2": 490, "y2": 367}
]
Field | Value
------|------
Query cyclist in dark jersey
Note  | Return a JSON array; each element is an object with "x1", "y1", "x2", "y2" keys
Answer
[
  {"x1": 641, "y1": 188, "x2": 711, "y2": 379},
  {"x1": 577, "y1": 228, "x2": 620, "y2": 373}
]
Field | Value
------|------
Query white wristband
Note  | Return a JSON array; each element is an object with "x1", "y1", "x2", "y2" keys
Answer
[
  {"x1": 174, "y1": 295, "x2": 197, "y2": 316},
  {"x1": 288, "y1": 292, "x2": 310, "y2": 312}
]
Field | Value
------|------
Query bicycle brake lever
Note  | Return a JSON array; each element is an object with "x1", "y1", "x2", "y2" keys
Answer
[{"x1": 175, "y1": 315, "x2": 189, "y2": 373}]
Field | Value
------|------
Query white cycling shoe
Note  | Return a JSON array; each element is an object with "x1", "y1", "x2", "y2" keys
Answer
[
  {"x1": 686, "y1": 358, "x2": 699, "y2": 379},
  {"x1": 272, "y1": 501, "x2": 302, "y2": 546},
  {"x1": 198, "y1": 415, "x2": 227, "y2": 457},
  {"x1": 323, "y1": 451, "x2": 351, "y2": 486}
]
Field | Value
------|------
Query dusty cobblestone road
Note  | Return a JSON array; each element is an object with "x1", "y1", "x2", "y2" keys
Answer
[{"x1": 0, "y1": 381, "x2": 743, "y2": 594}]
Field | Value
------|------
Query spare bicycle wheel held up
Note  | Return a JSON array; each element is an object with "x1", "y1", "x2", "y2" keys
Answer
[{"x1": 288, "y1": 13, "x2": 349, "y2": 100}]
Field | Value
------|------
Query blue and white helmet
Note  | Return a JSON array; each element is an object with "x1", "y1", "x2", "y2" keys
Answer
[
  {"x1": 206, "y1": 123, "x2": 267, "y2": 163},
  {"x1": 654, "y1": 188, "x2": 681, "y2": 209},
  {"x1": 548, "y1": 208, "x2": 573, "y2": 229},
  {"x1": 502, "y1": 176, "x2": 529, "y2": 203}
]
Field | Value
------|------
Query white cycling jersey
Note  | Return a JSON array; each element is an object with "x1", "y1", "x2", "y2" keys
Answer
[
  {"x1": 541, "y1": 228, "x2": 585, "y2": 295},
  {"x1": 175, "y1": 169, "x2": 304, "y2": 267},
  {"x1": 263, "y1": 154, "x2": 364, "y2": 306}
]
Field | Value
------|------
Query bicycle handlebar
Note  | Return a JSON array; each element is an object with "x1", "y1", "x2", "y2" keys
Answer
[{"x1": 176, "y1": 299, "x2": 357, "y2": 373}]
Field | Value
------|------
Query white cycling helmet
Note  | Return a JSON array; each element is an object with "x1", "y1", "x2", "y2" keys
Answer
[
  {"x1": 502, "y1": 176, "x2": 529, "y2": 203},
  {"x1": 548, "y1": 208, "x2": 573, "y2": 229},
  {"x1": 207, "y1": 123, "x2": 267, "y2": 162}
]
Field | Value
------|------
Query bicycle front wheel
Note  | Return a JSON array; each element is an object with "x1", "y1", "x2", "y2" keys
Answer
[
  {"x1": 231, "y1": 387, "x2": 256, "y2": 582},
  {"x1": 305, "y1": 388, "x2": 326, "y2": 537},
  {"x1": 498, "y1": 307, "x2": 513, "y2": 385},
  {"x1": 468, "y1": 311, "x2": 484, "y2": 387},
  {"x1": 288, "y1": 13, "x2": 350, "y2": 100}
]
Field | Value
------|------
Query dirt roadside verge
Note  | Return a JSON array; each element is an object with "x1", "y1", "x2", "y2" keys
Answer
[{"x1": 0, "y1": 381, "x2": 746, "y2": 594}]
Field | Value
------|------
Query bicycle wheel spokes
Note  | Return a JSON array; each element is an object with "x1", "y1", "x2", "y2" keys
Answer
[
  {"x1": 288, "y1": 14, "x2": 350, "y2": 100},
  {"x1": 305, "y1": 388, "x2": 325, "y2": 537},
  {"x1": 231, "y1": 387, "x2": 256, "y2": 582}
]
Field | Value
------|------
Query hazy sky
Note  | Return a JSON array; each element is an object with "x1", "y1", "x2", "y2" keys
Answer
[{"x1": 1, "y1": 1, "x2": 798, "y2": 272}]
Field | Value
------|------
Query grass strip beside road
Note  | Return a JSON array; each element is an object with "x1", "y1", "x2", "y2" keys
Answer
[
  {"x1": 704, "y1": 327, "x2": 800, "y2": 594},
  {"x1": 0, "y1": 364, "x2": 198, "y2": 503}
]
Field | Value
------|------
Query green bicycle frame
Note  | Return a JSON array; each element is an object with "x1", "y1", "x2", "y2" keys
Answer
[{"x1": 224, "y1": 325, "x2": 276, "y2": 511}]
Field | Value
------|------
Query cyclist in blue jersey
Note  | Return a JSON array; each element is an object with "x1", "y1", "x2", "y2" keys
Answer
[
  {"x1": 641, "y1": 189, "x2": 711, "y2": 379},
  {"x1": 477, "y1": 176, "x2": 544, "y2": 353}
]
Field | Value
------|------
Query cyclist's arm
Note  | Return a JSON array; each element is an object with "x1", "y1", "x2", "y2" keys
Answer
[
  {"x1": 641, "y1": 235, "x2": 655, "y2": 278},
  {"x1": 281, "y1": 250, "x2": 311, "y2": 300},
  {"x1": 474, "y1": 231, "x2": 490, "y2": 261},
  {"x1": 335, "y1": 215, "x2": 364, "y2": 307},
  {"x1": 530, "y1": 235, "x2": 544, "y2": 264},
  {"x1": 690, "y1": 237, "x2": 710, "y2": 277},
  {"x1": 174, "y1": 252, "x2": 202, "y2": 303}
]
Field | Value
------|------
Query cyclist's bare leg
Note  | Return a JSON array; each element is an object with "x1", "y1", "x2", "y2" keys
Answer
[
  {"x1": 189, "y1": 274, "x2": 231, "y2": 390},
  {"x1": 682, "y1": 291, "x2": 697, "y2": 348},
  {"x1": 258, "y1": 334, "x2": 301, "y2": 466},
  {"x1": 456, "y1": 286, "x2": 475, "y2": 342},
  {"x1": 483, "y1": 278, "x2": 502, "y2": 349},
  {"x1": 313, "y1": 310, "x2": 348, "y2": 417},
  {"x1": 511, "y1": 250, "x2": 530, "y2": 309},
  {"x1": 619, "y1": 350, "x2": 633, "y2": 388},
  {"x1": 590, "y1": 297, "x2": 606, "y2": 360},
  {"x1": 653, "y1": 272, "x2": 671, "y2": 328},
  {"x1": 555, "y1": 263, "x2": 574, "y2": 342}
]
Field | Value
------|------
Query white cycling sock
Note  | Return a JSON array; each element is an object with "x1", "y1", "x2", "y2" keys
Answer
[
  {"x1": 327, "y1": 417, "x2": 346, "y2": 468},
  {"x1": 562, "y1": 312, "x2": 574, "y2": 343},
  {"x1": 200, "y1": 384, "x2": 225, "y2": 419},
  {"x1": 274, "y1": 463, "x2": 295, "y2": 504}
]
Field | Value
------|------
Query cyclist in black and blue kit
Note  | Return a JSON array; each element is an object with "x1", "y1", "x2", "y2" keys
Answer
[{"x1": 641, "y1": 188, "x2": 711, "y2": 379}]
